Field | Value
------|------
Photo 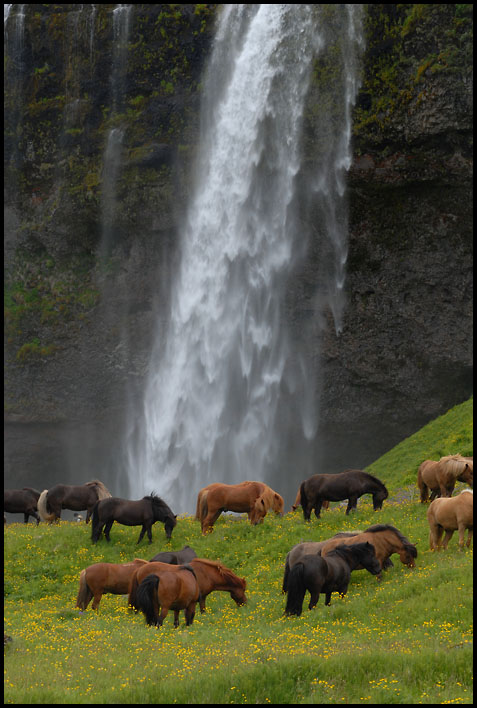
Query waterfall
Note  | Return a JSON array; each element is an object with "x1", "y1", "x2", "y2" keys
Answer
[{"x1": 128, "y1": 4, "x2": 363, "y2": 513}]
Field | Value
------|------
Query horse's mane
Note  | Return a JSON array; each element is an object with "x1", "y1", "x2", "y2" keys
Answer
[
  {"x1": 328, "y1": 542, "x2": 373, "y2": 559},
  {"x1": 460, "y1": 489, "x2": 473, "y2": 495},
  {"x1": 362, "y1": 472, "x2": 388, "y2": 493},
  {"x1": 364, "y1": 524, "x2": 417, "y2": 557},
  {"x1": 145, "y1": 492, "x2": 172, "y2": 510},
  {"x1": 439, "y1": 455, "x2": 473, "y2": 477},
  {"x1": 195, "y1": 558, "x2": 246, "y2": 588}
]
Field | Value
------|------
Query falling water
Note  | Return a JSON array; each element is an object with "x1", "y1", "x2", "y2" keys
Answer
[{"x1": 129, "y1": 4, "x2": 363, "y2": 513}]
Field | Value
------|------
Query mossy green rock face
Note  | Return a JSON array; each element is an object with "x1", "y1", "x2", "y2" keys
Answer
[{"x1": 4, "y1": 5, "x2": 472, "y2": 497}]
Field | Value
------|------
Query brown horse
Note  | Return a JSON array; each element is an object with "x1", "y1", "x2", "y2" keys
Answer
[
  {"x1": 37, "y1": 480, "x2": 111, "y2": 523},
  {"x1": 128, "y1": 558, "x2": 247, "y2": 613},
  {"x1": 427, "y1": 489, "x2": 473, "y2": 550},
  {"x1": 4, "y1": 488, "x2": 41, "y2": 524},
  {"x1": 75, "y1": 559, "x2": 149, "y2": 610},
  {"x1": 135, "y1": 567, "x2": 200, "y2": 627},
  {"x1": 196, "y1": 481, "x2": 283, "y2": 534},
  {"x1": 282, "y1": 523, "x2": 417, "y2": 589},
  {"x1": 417, "y1": 455, "x2": 473, "y2": 502}
]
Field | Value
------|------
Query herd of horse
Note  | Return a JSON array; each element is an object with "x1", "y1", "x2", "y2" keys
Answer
[{"x1": 4, "y1": 453, "x2": 472, "y2": 626}]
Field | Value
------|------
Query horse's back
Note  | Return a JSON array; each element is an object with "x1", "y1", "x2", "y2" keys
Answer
[{"x1": 208, "y1": 482, "x2": 262, "y2": 511}]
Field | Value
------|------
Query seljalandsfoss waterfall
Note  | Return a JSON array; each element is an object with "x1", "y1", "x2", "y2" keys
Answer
[{"x1": 128, "y1": 5, "x2": 364, "y2": 514}]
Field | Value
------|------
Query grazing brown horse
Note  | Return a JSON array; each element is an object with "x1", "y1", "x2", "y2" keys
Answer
[
  {"x1": 128, "y1": 558, "x2": 247, "y2": 613},
  {"x1": 284, "y1": 542, "x2": 382, "y2": 615},
  {"x1": 75, "y1": 559, "x2": 149, "y2": 610},
  {"x1": 4, "y1": 488, "x2": 41, "y2": 524},
  {"x1": 196, "y1": 481, "x2": 283, "y2": 534},
  {"x1": 282, "y1": 523, "x2": 417, "y2": 590},
  {"x1": 299, "y1": 470, "x2": 388, "y2": 520},
  {"x1": 417, "y1": 455, "x2": 473, "y2": 502},
  {"x1": 135, "y1": 567, "x2": 200, "y2": 627},
  {"x1": 37, "y1": 481, "x2": 111, "y2": 523},
  {"x1": 427, "y1": 489, "x2": 473, "y2": 550},
  {"x1": 149, "y1": 545, "x2": 197, "y2": 564},
  {"x1": 91, "y1": 493, "x2": 177, "y2": 544}
]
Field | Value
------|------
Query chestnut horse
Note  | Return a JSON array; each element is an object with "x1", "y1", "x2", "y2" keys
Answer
[
  {"x1": 282, "y1": 523, "x2": 417, "y2": 590},
  {"x1": 37, "y1": 480, "x2": 111, "y2": 523},
  {"x1": 417, "y1": 455, "x2": 473, "y2": 502},
  {"x1": 75, "y1": 559, "x2": 149, "y2": 610},
  {"x1": 135, "y1": 567, "x2": 200, "y2": 627},
  {"x1": 128, "y1": 558, "x2": 247, "y2": 613},
  {"x1": 284, "y1": 542, "x2": 381, "y2": 615},
  {"x1": 196, "y1": 481, "x2": 284, "y2": 534},
  {"x1": 299, "y1": 470, "x2": 388, "y2": 520},
  {"x1": 427, "y1": 489, "x2": 473, "y2": 550},
  {"x1": 4, "y1": 488, "x2": 41, "y2": 524}
]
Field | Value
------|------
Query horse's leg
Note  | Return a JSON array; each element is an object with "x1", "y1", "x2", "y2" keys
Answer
[
  {"x1": 157, "y1": 607, "x2": 168, "y2": 627},
  {"x1": 466, "y1": 529, "x2": 473, "y2": 548},
  {"x1": 313, "y1": 500, "x2": 323, "y2": 519},
  {"x1": 147, "y1": 524, "x2": 153, "y2": 544},
  {"x1": 185, "y1": 602, "x2": 196, "y2": 626},
  {"x1": 302, "y1": 501, "x2": 313, "y2": 522},
  {"x1": 324, "y1": 592, "x2": 332, "y2": 606},
  {"x1": 23, "y1": 513, "x2": 29, "y2": 523},
  {"x1": 33, "y1": 511, "x2": 40, "y2": 525},
  {"x1": 85, "y1": 507, "x2": 92, "y2": 524},
  {"x1": 91, "y1": 591, "x2": 103, "y2": 610},
  {"x1": 429, "y1": 490, "x2": 438, "y2": 502},
  {"x1": 441, "y1": 530, "x2": 454, "y2": 550},
  {"x1": 345, "y1": 497, "x2": 358, "y2": 515},
  {"x1": 104, "y1": 521, "x2": 114, "y2": 542},
  {"x1": 201, "y1": 510, "x2": 222, "y2": 535},
  {"x1": 457, "y1": 524, "x2": 467, "y2": 549},
  {"x1": 136, "y1": 525, "x2": 147, "y2": 544},
  {"x1": 173, "y1": 610, "x2": 180, "y2": 628}
]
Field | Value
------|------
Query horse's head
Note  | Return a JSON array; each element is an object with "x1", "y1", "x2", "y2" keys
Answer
[
  {"x1": 399, "y1": 544, "x2": 418, "y2": 568},
  {"x1": 458, "y1": 463, "x2": 473, "y2": 487},
  {"x1": 250, "y1": 497, "x2": 267, "y2": 525},
  {"x1": 230, "y1": 580, "x2": 247, "y2": 606},
  {"x1": 372, "y1": 487, "x2": 388, "y2": 511},
  {"x1": 360, "y1": 541, "x2": 382, "y2": 575},
  {"x1": 272, "y1": 492, "x2": 285, "y2": 516},
  {"x1": 164, "y1": 514, "x2": 177, "y2": 539}
]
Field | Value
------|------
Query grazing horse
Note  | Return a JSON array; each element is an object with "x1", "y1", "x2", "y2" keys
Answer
[
  {"x1": 91, "y1": 493, "x2": 177, "y2": 544},
  {"x1": 37, "y1": 480, "x2": 111, "y2": 523},
  {"x1": 4, "y1": 488, "x2": 41, "y2": 524},
  {"x1": 282, "y1": 523, "x2": 417, "y2": 590},
  {"x1": 427, "y1": 489, "x2": 473, "y2": 550},
  {"x1": 135, "y1": 567, "x2": 200, "y2": 627},
  {"x1": 128, "y1": 558, "x2": 247, "y2": 613},
  {"x1": 75, "y1": 559, "x2": 149, "y2": 610},
  {"x1": 299, "y1": 470, "x2": 388, "y2": 520},
  {"x1": 284, "y1": 542, "x2": 381, "y2": 615},
  {"x1": 196, "y1": 481, "x2": 284, "y2": 534},
  {"x1": 418, "y1": 455, "x2": 473, "y2": 502},
  {"x1": 149, "y1": 545, "x2": 197, "y2": 564}
]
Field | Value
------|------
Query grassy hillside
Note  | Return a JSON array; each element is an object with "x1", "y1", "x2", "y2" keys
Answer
[{"x1": 4, "y1": 398, "x2": 473, "y2": 704}]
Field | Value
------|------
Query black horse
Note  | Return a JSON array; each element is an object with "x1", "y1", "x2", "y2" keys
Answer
[
  {"x1": 4, "y1": 488, "x2": 41, "y2": 524},
  {"x1": 284, "y1": 542, "x2": 381, "y2": 615},
  {"x1": 149, "y1": 545, "x2": 197, "y2": 564},
  {"x1": 300, "y1": 469, "x2": 388, "y2": 520},
  {"x1": 37, "y1": 480, "x2": 111, "y2": 523},
  {"x1": 91, "y1": 493, "x2": 177, "y2": 544}
]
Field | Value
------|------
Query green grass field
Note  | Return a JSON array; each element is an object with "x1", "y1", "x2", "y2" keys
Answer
[{"x1": 4, "y1": 398, "x2": 473, "y2": 704}]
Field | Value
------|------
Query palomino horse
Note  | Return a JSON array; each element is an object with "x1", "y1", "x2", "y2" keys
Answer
[
  {"x1": 135, "y1": 567, "x2": 200, "y2": 627},
  {"x1": 284, "y1": 542, "x2": 381, "y2": 615},
  {"x1": 427, "y1": 489, "x2": 473, "y2": 550},
  {"x1": 129, "y1": 558, "x2": 247, "y2": 613},
  {"x1": 299, "y1": 470, "x2": 388, "y2": 520},
  {"x1": 417, "y1": 454, "x2": 473, "y2": 502},
  {"x1": 75, "y1": 559, "x2": 149, "y2": 610},
  {"x1": 196, "y1": 481, "x2": 284, "y2": 534},
  {"x1": 4, "y1": 488, "x2": 41, "y2": 524},
  {"x1": 282, "y1": 523, "x2": 417, "y2": 590},
  {"x1": 91, "y1": 493, "x2": 177, "y2": 544},
  {"x1": 37, "y1": 480, "x2": 111, "y2": 523},
  {"x1": 150, "y1": 545, "x2": 197, "y2": 564}
]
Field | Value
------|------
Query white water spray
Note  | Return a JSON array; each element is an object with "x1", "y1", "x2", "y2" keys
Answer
[{"x1": 129, "y1": 4, "x2": 363, "y2": 513}]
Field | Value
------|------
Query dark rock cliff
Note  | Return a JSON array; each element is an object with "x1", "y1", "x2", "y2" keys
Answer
[{"x1": 4, "y1": 4, "x2": 473, "y2": 501}]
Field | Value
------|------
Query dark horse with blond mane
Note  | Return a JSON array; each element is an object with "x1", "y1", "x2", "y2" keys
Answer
[
  {"x1": 284, "y1": 542, "x2": 381, "y2": 615},
  {"x1": 299, "y1": 469, "x2": 388, "y2": 521},
  {"x1": 427, "y1": 489, "x2": 473, "y2": 550},
  {"x1": 283, "y1": 523, "x2": 418, "y2": 590},
  {"x1": 196, "y1": 481, "x2": 284, "y2": 534},
  {"x1": 91, "y1": 493, "x2": 177, "y2": 544},
  {"x1": 76, "y1": 558, "x2": 149, "y2": 610},
  {"x1": 135, "y1": 566, "x2": 200, "y2": 627},
  {"x1": 417, "y1": 454, "x2": 473, "y2": 502},
  {"x1": 128, "y1": 557, "x2": 247, "y2": 613},
  {"x1": 4, "y1": 487, "x2": 41, "y2": 524},
  {"x1": 37, "y1": 480, "x2": 111, "y2": 523}
]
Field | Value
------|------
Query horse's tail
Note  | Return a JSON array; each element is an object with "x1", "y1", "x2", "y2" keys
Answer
[
  {"x1": 75, "y1": 569, "x2": 93, "y2": 611},
  {"x1": 284, "y1": 563, "x2": 306, "y2": 616},
  {"x1": 299, "y1": 481, "x2": 308, "y2": 514},
  {"x1": 282, "y1": 554, "x2": 291, "y2": 593},
  {"x1": 91, "y1": 500, "x2": 102, "y2": 543},
  {"x1": 417, "y1": 466, "x2": 428, "y2": 503},
  {"x1": 136, "y1": 574, "x2": 160, "y2": 626},
  {"x1": 128, "y1": 569, "x2": 141, "y2": 610},
  {"x1": 199, "y1": 491, "x2": 209, "y2": 523},
  {"x1": 195, "y1": 491, "x2": 203, "y2": 520},
  {"x1": 37, "y1": 490, "x2": 55, "y2": 523},
  {"x1": 91, "y1": 480, "x2": 112, "y2": 501}
]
